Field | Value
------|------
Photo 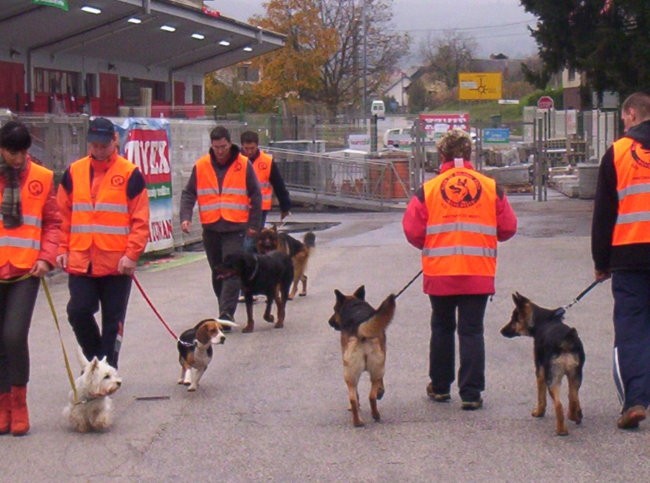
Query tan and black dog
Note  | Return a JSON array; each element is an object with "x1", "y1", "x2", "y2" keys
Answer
[
  {"x1": 257, "y1": 225, "x2": 315, "y2": 299},
  {"x1": 177, "y1": 318, "x2": 238, "y2": 391},
  {"x1": 328, "y1": 285, "x2": 396, "y2": 427},
  {"x1": 501, "y1": 292, "x2": 585, "y2": 436}
]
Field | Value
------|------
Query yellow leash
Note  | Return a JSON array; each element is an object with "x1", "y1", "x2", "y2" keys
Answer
[
  {"x1": 40, "y1": 277, "x2": 78, "y2": 404},
  {"x1": 0, "y1": 273, "x2": 31, "y2": 284}
]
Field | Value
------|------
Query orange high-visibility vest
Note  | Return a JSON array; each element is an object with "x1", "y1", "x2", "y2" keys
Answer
[
  {"x1": 613, "y1": 137, "x2": 650, "y2": 246},
  {"x1": 69, "y1": 155, "x2": 136, "y2": 252},
  {"x1": 0, "y1": 163, "x2": 53, "y2": 268},
  {"x1": 252, "y1": 151, "x2": 273, "y2": 210},
  {"x1": 195, "y1": 154, "x2": 249, "y2": 224},
  {"x1": 422, "y1": 167, "x2": 498, "y2": 277}
]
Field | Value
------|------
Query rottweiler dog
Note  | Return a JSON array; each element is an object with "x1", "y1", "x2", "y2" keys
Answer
[
  {"x1": 328, "y1": 285, "x2": 396, "y2": 427},
  {"x1": 501, "y1": 292, "x2": 585, "y2": 436},
  {"x1": 257, "y1": 225, "x2": 315, "y2": 299},
  {"x1": 217, "y1": 251, "x2": 293, "y2": 333}
]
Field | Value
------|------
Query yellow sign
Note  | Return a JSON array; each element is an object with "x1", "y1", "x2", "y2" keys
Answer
[{"x1": 458, "y1": 73, "x2": 503, "y2": 100}]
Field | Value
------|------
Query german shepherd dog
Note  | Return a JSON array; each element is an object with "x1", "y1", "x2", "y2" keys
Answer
[
  {"x1": 256, "y1": 225, "x2": 316, "y2": 299},
  {"x1": 216, "y1": 251, "x2": 293, "y2": 333},
  {"x1": 328, "y1": 286, "x2": 396, "y2": 427},
  {"x1": 501, "y1": 292, "x2": 585, "y2": 436}
]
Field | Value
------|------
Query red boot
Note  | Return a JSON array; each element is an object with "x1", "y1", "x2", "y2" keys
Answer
[
  {"x1": 0, "y1": 392, "x2": 10, "y2": 434},
  {"x1": 10, "y1": 385, "x2": 29, "y2": 436}
]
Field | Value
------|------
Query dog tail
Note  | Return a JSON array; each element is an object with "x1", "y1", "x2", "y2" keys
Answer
[
  {"x1": 303, "y1": 231, "x2": 316, "y2": 248},
  {"x1": 358, "y1": 294, "x2": 396, "y2": 338}
]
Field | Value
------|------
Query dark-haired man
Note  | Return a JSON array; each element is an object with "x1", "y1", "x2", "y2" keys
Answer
[{"x1": 180, "y1": 126, "x2": 262, "y2": 327}]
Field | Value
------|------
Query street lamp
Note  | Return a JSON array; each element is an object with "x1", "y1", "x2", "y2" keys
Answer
[{"x1": 362, "y1": 0, "x2": 367, "y2": 122}]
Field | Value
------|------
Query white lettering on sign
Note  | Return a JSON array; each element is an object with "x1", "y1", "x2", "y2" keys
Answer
[{"x1": 124, "y1": 140, "x2": 171, "y2": 176}]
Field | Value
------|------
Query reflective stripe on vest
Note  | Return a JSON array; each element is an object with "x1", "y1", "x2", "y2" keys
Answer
[
  {"x1": 195, "y1": 154, "x2": 250, "y2": 224},
  {"x1": 0, "y1": 162, "x2": 52, "y2": 268},
  {"x1": 69, "y1": 155, "x2": 135, "y2": 252},
  {"x1": 253, "y1": 151, "x2": 273, "y2": 210},
  {"x1": 613, "y1": 137, "x2": 650, "y2": 246},
  {"x1": 422, "y1": 167, "x2": 498, "y2": 277}
]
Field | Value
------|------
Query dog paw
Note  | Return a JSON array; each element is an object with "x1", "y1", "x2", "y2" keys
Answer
[
  {"x1": 531, "y1": 408, "x2": 545, "y2": 418},
  {"x1": 569, "y1": 409, "x2": 583, "y2": 424},
  {"x1": 187, "y1": 386, "x2": 197, "y2": 392},
  {"x1": 274, "y1": 321, "x2": 284, "y2": 329},
  {"x1": 242, "y1": 324, "x2": 254, "y2": 333},
  {"x1": 353, "y1": 419, "x2": 365, "y2": 427},
  {"x1": 264, "y1": 314, "x2": 275, "y2": 323},
  {"x1": 299, "y1": 292, "x2": 306, "y2": 297},
  {"x1": 556, "y1": 428, "x2": 569, "y2": 436}
]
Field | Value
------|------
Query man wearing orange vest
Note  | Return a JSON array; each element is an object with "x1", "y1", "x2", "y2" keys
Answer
[
  {"x1": 56, "y1": 117, "x2": 150, "y2": 369},
  {"x1": 240, "y1": 130, "x2": 291, "y2": 228},
  {"x1": 180, "y1": 126, "x2": 262, "y2": 327},
  {"x1": 592, "y1": 91, "x2": 650, "y2": 430},
  {"x1": 403, "y1": 128, "x2": 517, "y2": 410},
  {"x1": 0, "y1": 121, "x2": 61, "y2": 436}
]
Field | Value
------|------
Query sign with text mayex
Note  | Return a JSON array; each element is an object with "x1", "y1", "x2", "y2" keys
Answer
[
  {"x1": 483, "y1": 128, "x2": 510, "y2": 144},
  {"x1": 115, "y1": 118, "x2": 174, "y2": 253},
  {"x1": 33, "y1": 0, "x2": 68, "y2": 10},
  {"x1": 458, "y1": 72, "x2": 502, "y2": 100}
]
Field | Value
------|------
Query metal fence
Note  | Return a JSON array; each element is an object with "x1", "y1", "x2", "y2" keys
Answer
[{"x1": 5, "y1": 114, "x2": 408, "y2": 250}]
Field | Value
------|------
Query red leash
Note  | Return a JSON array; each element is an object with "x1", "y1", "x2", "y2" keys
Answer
[{"x1": 131, "y1": 273, "x2": 179, "y2": 340}]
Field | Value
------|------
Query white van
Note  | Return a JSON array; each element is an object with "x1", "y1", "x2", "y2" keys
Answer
[{"x1": 370, "y1": 100, "x2": 385, "y2": 119}]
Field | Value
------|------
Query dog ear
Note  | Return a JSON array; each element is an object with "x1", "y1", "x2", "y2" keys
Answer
[
  {"x1": 353, "y1": 285, "x2": 365, "y2": 300},
  {"x1": 334, "y1": 289, "x2": 346, "y2": 305},
  {"x1": 513, "y1": 292, "x2": 526, "y2": 306}
]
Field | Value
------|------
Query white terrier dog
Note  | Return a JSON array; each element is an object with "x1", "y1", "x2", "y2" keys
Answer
[{"x1": 63, "y1": 349, "x2": 122, "y2": 432}]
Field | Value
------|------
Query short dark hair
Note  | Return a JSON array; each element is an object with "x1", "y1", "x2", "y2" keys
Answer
[
  {"x1": 210, "y1": 125, "x2": 231, "y2": 142},
  {"x1": 240, "y1": 130, "x2": 259, "y2": 144},
  {"x1": 0, "y1": 121, "x2": 32, "y2": 152},
  {"x1": 622, "y1": 92, "x2": 650, "y2": 120}
]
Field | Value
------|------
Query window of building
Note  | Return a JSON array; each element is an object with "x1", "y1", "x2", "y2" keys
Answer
[
  {"x1": 192, "y1": 85, "x2": 202, "y2": 104},
  {"x1": 34, "y1": 68, "x2": 80, "y2": 96}
]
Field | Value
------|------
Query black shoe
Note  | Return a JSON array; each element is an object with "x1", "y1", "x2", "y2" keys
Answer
[
  {"x1": 218, "y1": 313, "x2": 234, "y2": 332},
  {"x1": 461, "y1": 398, "x2": 483, "y2": 410},
  {"x1": 426, "y1": 382, "x2": 451, "y2": 402}
]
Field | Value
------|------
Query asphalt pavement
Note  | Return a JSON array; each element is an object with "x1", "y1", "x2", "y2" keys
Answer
[{"x1": 4, "y1": 190, "x2": 650, "y2": 482}]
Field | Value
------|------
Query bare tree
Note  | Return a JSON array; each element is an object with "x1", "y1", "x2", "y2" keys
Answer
[{"x1": 418, "y1": 31, "x2": 477, "y2": 89}]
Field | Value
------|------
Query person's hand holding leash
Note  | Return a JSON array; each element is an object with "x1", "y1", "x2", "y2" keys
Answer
[
  {"x1": 118, "y1": 255, "x2": 137, "y2": 276},
  {"x1": 29, "y1": 260, "x2": 51, "y2": 278},
  {"x1": 595, "y1": 269, "x2": 611, "y2": 281}
]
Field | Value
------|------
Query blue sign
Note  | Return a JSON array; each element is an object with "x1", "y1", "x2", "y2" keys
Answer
[{"x1": 483, "y1": 128, "x2": 510, "y2": 144}]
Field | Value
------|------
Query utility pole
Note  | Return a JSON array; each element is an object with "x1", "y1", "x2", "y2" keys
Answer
[{"x1": 362, "y1": 0, "x2": 367, "y2": 123}]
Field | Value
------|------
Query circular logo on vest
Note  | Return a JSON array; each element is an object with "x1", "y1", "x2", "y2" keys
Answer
[
  {"x1": 28, "y1": 180, "x2": 44, "y2": 196},
  {"x1": 440, "y1": 172, "x2": 482, "y2": 208},
  {"x1": 111, "y1": 175, "x2": 126, "y2": 186},
  {"x1": 258, "y1": 162, "x2": 268, "y2": 170},
  {"x1": 631, "y1": 143, "x2": 650, "y2": 169},
  {"x1": 233, "y1": 161, "x2": 243, "y2": 172}
]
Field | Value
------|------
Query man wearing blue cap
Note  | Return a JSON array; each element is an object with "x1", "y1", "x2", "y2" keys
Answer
[{"x1": 56, "y1": 117, "x2": 150, "y2": 369}]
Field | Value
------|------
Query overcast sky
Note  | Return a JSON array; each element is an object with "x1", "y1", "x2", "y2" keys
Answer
[{"x1": 216, "y1": 0, "x2": 539, "y2": 61}]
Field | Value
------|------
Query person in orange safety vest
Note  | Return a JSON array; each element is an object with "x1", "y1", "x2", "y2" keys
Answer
[
  {"x1": 0, "y1": 121, "x2": 61, "y2": 436},
  {"x1": 403, "y1": 128, "x2": 517, "y2": 410},
  {"x1": 56, "y1": 117, "x2": 150, "y2": 369},
  {"x1": 592, "y1": 91, "x2": 650, "y2": 430},
  {"x1": 180, "y1": 126, "x2": 262, "y2": 329}
]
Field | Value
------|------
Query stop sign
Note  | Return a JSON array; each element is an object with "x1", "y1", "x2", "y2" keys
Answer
[{"x1": 537, "y1": 95, "x2": 554, "y2": 110}]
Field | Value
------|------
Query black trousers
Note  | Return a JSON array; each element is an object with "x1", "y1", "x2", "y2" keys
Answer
[
  {"x1": 0, "y1": 276, "x2": 39, "y2": 391},
  {"x1": 202, "y1": 229, "x2": 244, "y2": 319},
  {"x1": 66, "y1": 274, "x2": 132, "y2": 369},
  {"x1": 429, "y1": 294, "x2": 489, "y2": 402}
]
